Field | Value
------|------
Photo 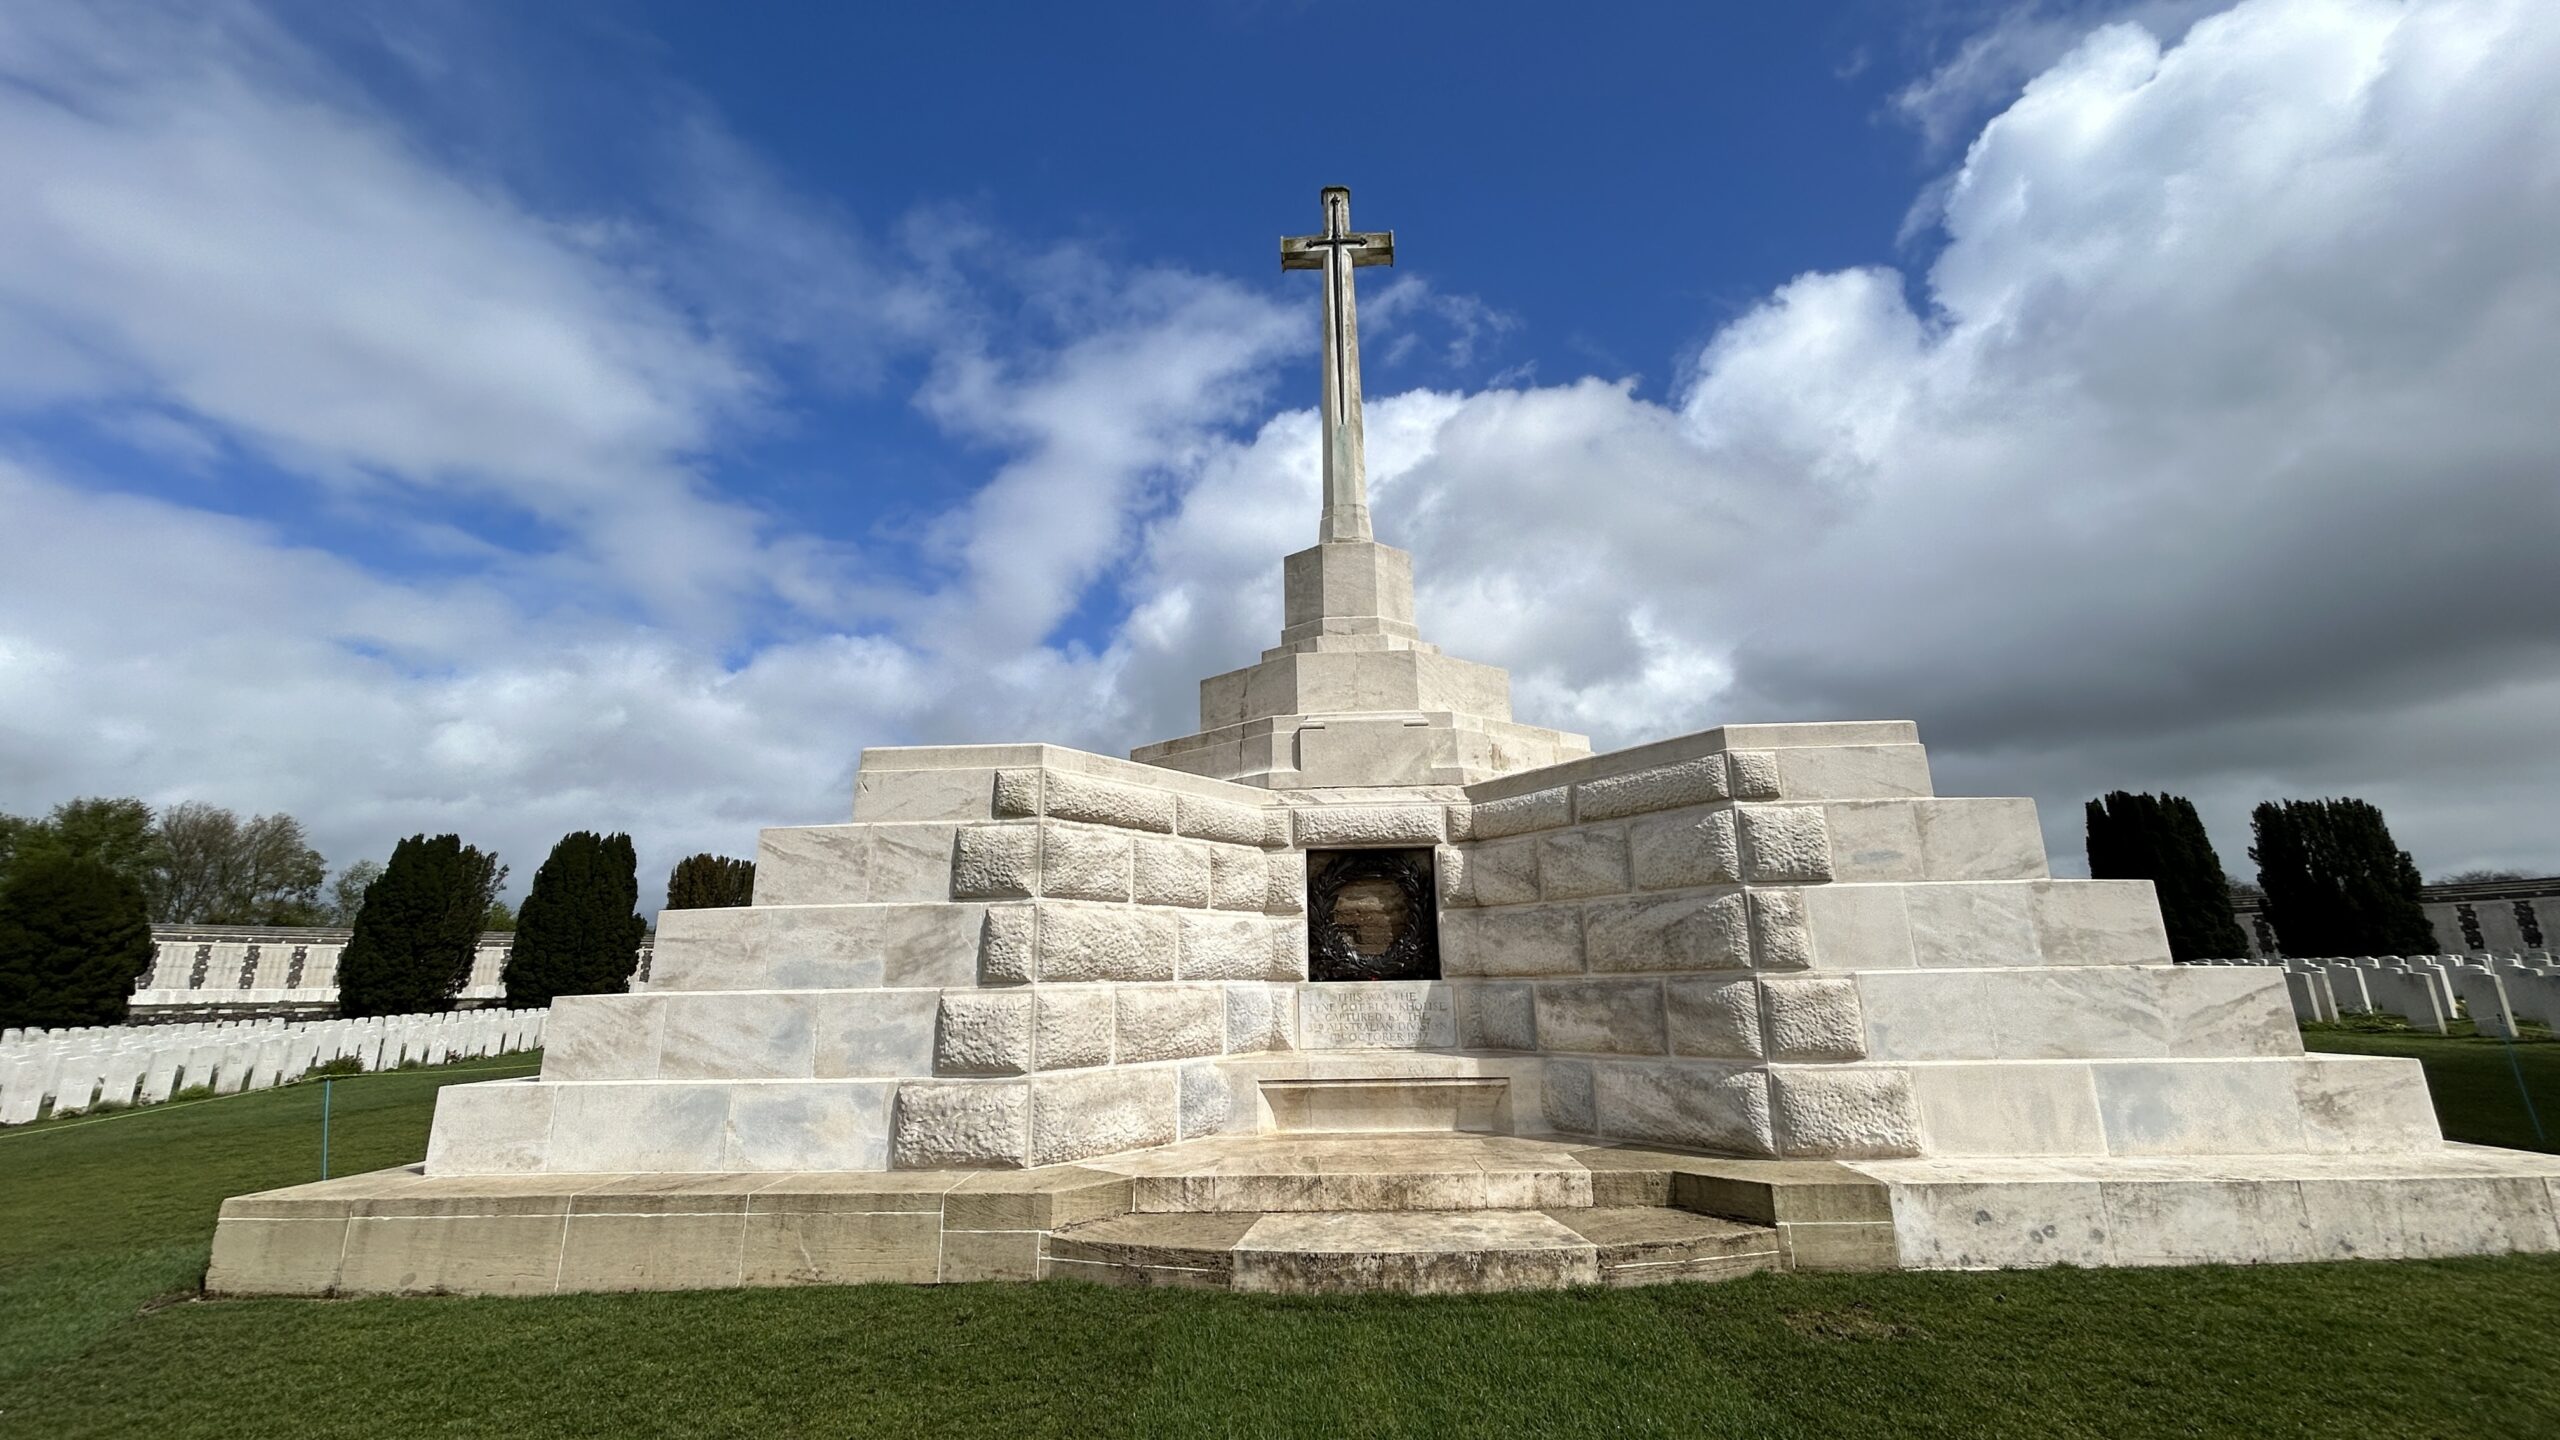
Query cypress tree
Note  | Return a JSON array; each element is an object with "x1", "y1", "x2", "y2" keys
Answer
[
  {"x1": 665, "y1": 853, "x2": 756, "y2": 910},
  {"x1": 0, "y1": 854, "x2": 156, "y2": 1029},
  {"x1": 504, "y1": 831, "x2": 647, "y2": 1008},
  {"x1": 2250, "y1": 798, "x2": 2438, "y2": 958},
  {"x1": 335, "y1": 834, "x2": 496, "y2": 1017},
  {"x1": 2084, "y1": 791, "x2": 2249, "y2": 961}
]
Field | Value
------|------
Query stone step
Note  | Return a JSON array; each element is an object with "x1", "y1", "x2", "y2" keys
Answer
[{"x1": 1044, "y1": 1206, "x2": 1783, "y2": 1294}]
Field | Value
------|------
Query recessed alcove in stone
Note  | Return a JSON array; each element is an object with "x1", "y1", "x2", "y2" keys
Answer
[{"x1": 1307, "y1": 849, "x2": 1439, "y2": 982}]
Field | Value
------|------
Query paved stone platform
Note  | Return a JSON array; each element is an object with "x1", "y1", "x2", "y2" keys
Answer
[{"x1": 206, "y1": 1133, "x2": 1890, "y2": 1297}]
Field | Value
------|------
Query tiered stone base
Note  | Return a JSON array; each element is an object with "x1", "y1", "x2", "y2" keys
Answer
[{"x1": 207, "y1": 1133, "x2": 1886, "y2": 1298}]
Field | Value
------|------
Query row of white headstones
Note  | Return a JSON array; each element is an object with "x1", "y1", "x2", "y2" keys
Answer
[
  {"x1": 2200, "y1": 952, "x2": 2560, "y2": 1035},
  {"x1": 0, "y1": 1008, "x2": 548, "y2": 1126}
]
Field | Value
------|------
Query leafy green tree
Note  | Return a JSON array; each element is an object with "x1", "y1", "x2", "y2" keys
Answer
[
  {"x1": 665, "y1": 853, "x2": 756, "y2": 910},
  {"x1": 2250, "y1": 798, "x2": 2439, "y2": 957},
  {"x1": 324, "y1": 859, "x2": 383, "y2": 926},
  {"x1": 334, "y1": 834, "x2": 503, "y2": 1017},
  {"x1": 153, "y1": 801, "x2": 328, "y2": 924},
  {"x1": 2436, "y1": 868, "x2": 2529, "y2": 885},
  {"x1": 2084, "y1": 791, "x2": 2250, "y2": 961},
  {"x1": 6, "y1": 798, "x2": 163, "y2": 902},
  {"x1": 0, "y1": 854, "x2": 156, "y2": 1028},
  {"x1": 483, "y1": 898, "x2": 518, "y2": 931},
  {"x1": 504, "y1": 832, "x2": 647, "y2": 1007}
]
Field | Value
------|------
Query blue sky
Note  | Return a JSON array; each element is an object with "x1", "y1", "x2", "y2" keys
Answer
[{"x1": 3, "y1": 0, "x2": 2556, "y2": 902}]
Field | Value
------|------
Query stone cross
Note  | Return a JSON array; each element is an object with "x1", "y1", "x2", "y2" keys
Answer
[{"x1": 1282, "y1": 186, "x2": 1394, "y2": 544}]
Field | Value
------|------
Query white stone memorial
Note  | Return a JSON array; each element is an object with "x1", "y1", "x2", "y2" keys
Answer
[{"x1": 208, "y1": 188, "x2": 2560, "y2": 1298}]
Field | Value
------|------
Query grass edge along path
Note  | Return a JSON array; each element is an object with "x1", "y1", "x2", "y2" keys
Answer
[{"x1": 2, "y1": 1039, "x2": 2558, "y2": 1438}]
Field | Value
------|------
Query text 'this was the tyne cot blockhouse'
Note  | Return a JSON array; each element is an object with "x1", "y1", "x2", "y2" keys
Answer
[{"x1": 210, "y1": 189, "x2": 2560, "y2": 1298}]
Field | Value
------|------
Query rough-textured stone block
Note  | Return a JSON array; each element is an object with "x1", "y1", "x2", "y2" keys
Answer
[
  {"x1": 1629, "y1": 807, "x2": 1740, "y2": 891},
  {"x1": 1043, "y1": 822, "x2": 1133, "y2": 902},
  {"x1": 1132, "y1": 835, "x2": 1213, "y2": 908},
  {"x1": 1292, "y1": 804, "x2": 1447, "y2": 847},
  {"x1": 1471, "y1": 838, "x2": 1542, "y2": 906},
  {"x1": 1036, "y1": 903, "x2": 1177, "y2": 983},
  {"x1": 1264, "y1": 852, "x2": 1308, "y2": 914},
  {"x1": 1585, "y1": 891, "x2": 1749, "y2": 973},
  {"x1": 1544, "y1": 1058, "x2": 1596, "y2": 1133},
  {"x1": 1033, "y1": 989, "x2": 1114, "y2": 1070},
  {"x1": 1457, "y1": 982, "x2": 1537, "y2": 1050},
  {"x1": 1030, "y1": 1068, "x2": 1176, "y2": 1166},
  {"x1": 1046, "y1": 772, "x2": 1177, "y2": 833},
  {"x1": 1179, "y1": 1062, "x2": 1236, "y2": 1139},
  {"x1": 1574, "y1": 758, "x2": 1729, "y2": 822},
  {"x1": 1225, "y1": 984, "x2": 1298, "y2": 1053},
  {"x1": 1265, "y1": 919, "x2": 1309, "y2": 981},
  {"x1": 1665, "y1": 977, "x2": 1766, "y2": 1059},
  {"x1": 1726, "y1": 750, "x2": 1782, "y2": 799},
  {"x1": 992, "y1": 768, "x2": 1041, "y2": 818},
  {"x1": 952, "y1": 824, "x2": 1039, "y2": 900},
  {"x1": 978, "y1": 905, "x2": 1035, "y2": 984},
  {"x1": 1767, "y1": 1067, "x2": 1922, "y2": 1158},
  {"x1": 1760, "y1": 976, "x2": 1866, "y2": 1061},
  {"x1": 1592, "y1": 1061, "x2": 1774, "y2": 1154},
  {"x1": 1471, "y1": 787, "x2": 1570, "y2": 839},
  {"x1": 1178, "y1": 911, "x2": 1281, "y2": 981},
  {"x1": 935, "y1": 993, "x2": 1033, "y2": 1076},
  {"x1": 1436, "y1": 845, "x2": 1476, "y2": 907},
  {"x1": 1739, "y1": 806, "x2": 1834, "y2": 884},
  {"x1": 1441, "y1": 904, "x2": 1584, "y2": 976},
  {"x1": 891, "y1": 1082, "x2": 1028, "y2": 1168},
  {"x1": 1535, "y1": 980, "x2": 1667, "y2": 1055},
  {"x1": 1177, "y1": 793, "x2": 1268, "y2": 847},
  {"x1": 1115, "y1": 986, "x2": 1225, "y2": 1062},
  {"x1": 1540, "y1": 826, "x2": 1632, "y2": 900},
  {"x1": 1208, "y1": 844, "x2": 1266, "y2": 910},
  {"x1": 1750, "y1": 889, "x2": 1817, "y2": 970}
]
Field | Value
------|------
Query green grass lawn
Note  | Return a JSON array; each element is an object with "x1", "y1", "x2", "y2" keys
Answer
[{"x1": 2, "y1": 1045, "x2": 2557, "y2": 1439}]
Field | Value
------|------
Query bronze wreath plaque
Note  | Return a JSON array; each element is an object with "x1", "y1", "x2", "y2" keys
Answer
[{"x1": 1306, "y1": 848, "x2": 1439, "y2": 982}]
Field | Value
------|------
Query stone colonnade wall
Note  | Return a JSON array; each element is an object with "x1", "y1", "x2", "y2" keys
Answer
[{"x1": 134, "y1": 926, "x2": 653, "y2": 1019}]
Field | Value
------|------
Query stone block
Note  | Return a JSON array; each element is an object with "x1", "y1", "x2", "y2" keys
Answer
[
  {"x1": 1984, "y1": 969, "x2": 2169, "y2": 1059},
  {"x1": 2032, "y1": 880, "x2": 2171, "y2": 966},
  {"x1": 1436, "y1": 845, "x2": 1476, "y2": 907},
  {"x1": 1760, "y1": 976, "x2": 1866, "y2": 1061},
  {"x1": 1046, "y1": 771, "x2": 1177, "y2": 834},
  {"x1": 1738, "y1": 806, "x2": 1834, "y2": 884},
  {"x1": 1540, "y1": 826, "x2": 1632, "y2": 900},
  {"x1": 1628, "y1": 808, "x2": 1740, "y2": 891},
  {"x1": 558, "y1": 1212, "x2": 748, "y2": 1292},
  {"x1": 1131, "y1": 835, "x2": 1213, "y2": 908},
  {"x1": 1725, "y1": 749, "x2": 1782, "y2": 800},
  {"x1": 1665, "y1": 977, "x2": 1765, "y2": 1059},
  {"x1": 1470, "y1": 787, "x2": 1570, "y2": 839},
  {"x1": 1771, "y1": 745, "x2": 1934, "y2": 801},
  {"x1": 1179, "y1": 1062, "x2": 1239, "y2": 1139},
  {"x1": 2293, "y1": 1055, "x2": 2444, "y2": 1152},
  {"x1": 1534, "y1": 980, "x2": 1667, "y2": 1055},
  {"x1": 1574, "y1": 758, "x2": 1732, "y2": 822},
  {"x1": 547, "y1": 1085, "x2": 730, "y2": 1172},
  {"x1": 1853, "y1": 970, "x2": 1998, "y2": 1061},
  {"x1": 751, "y1": 825, "x2": 870, "y2": 905},
  {"x1": 940, "y1": 1228, "x2": 1042, "y2": 1282},
  {"x1": 1592, "y1": 1061, "x2": 1775, "y2": 1155},
  {"x1": 1766, "y1": 1067, "x2": 1922, "y2": 1158},
  {"x1": 337, "y1": 1214, "x2": 571, "y2": 1296},
  {"x1": 1263, "y1": 851, "x2": 1308, "y2": 914},
  {"x1": 1750, "y1": 889, "x2": 1816, "y2": 970},
  {"x1": 868, "y1": 824, "x2": 961, "y2": 902},
  {"x1": 853, "y1": 766, "x2": 1000, "y2": 823},
  {"x1": 1543, "y1": 1059, "x2": 1598, "y2": 1134},
  {"x1": 1037, "y1": 902, "x2": 1178, "y2": 983},
  {"x1": 1043, "y1": 822, "x2": 1133, "y2": 902},
  {"x1": 1585, "y1": 891, "x2": 1749, "y2": 973},
  {"x1": 1822, "y1": 802, "x2": 1923, "y2": 883},
  {"x1": 658, "y1": 992, "x2": 815, "y2": 1080},
  {"x1": 1266, "y1": 919, "x2": 1310, "y2": 981},
  {"x1": 1178, "y1": 910, "x2": 1283, "y2": 981},
  {"x1": 810, "y1": 990, "x2": 940, "y2": 1077},
  {"x1": 1225, "y1": 984, "x2": 1298, "y2": 1053},
  {"x1": 891, "y1": 1081, "x2": 1029, "y2": 1168},
  {"x1": 1456, "y1": 982, "x2": 1537, "y2": 1050},
  {"x1": 1441, "y1": 904, "x2": 1585, "y2": 977},
  {"x1": 2163, "y1": 967, "x2": 2302, "y2": 1057},
  {"x1": 1906, "y1": 882, "x2": 2039, "y2": 967},
  {"x1": 979, "y1": 905, "x2": 1036, "y2": 984},
  {"x1": 1115, "y1": 986, "x2": 1225, "y2": 1063},
  {"x1": 1470, "y1": 838, "x2": 1543, "y2": 906},
  {"x1": 1292, "y1": 804, "x2": 1447, "y2": 848},
  {"x1": 424, "y1": 1082, "x2": 556, "y2": 1175},
  {"x1": 724, "y1": 1081, "x2": 896, "y2": 1171},
  {"x1": 206, "y1": 1216, "x2": 351, "y2": 1296},
  {"x1": 1033, "y1": 989, "x2": 1115, "y2": 1070},
  {"x1": 1916, "y1": 798, "x2": 2047, "y2": 881},
  {"x1": 1298, "y1": 982, "x2": 1454, "y2": 1048},
  {"x1": 540, "y1": 994, "x2": 663, "y2": 1081},
  {"x1": 1177, "y1": 793, "x2": 1270, "y2": 847},
  {"x1": 936, "y1": 992, "x2": 1033, "y2": 1075},
  {"x1": 993, "y1": 768, "x2": 1041, "y2": 817},
  {"x1": 2090, "y1": 1061, "x2": 2307, "y2": 1156},
  {"x1": 1207, "y1": 845, "x2": 1266, "y2": 910},
  {"x1": 1907, "y1": 1062, "x2": 2106, "y2": 1156},
  {"x1": 741, "y1": 1211, "x2": 941, "y2": 1286},
  {"x1": 952, "y1": 824, "x2": 1039, "y2": 900},
  {"x1": 1030, "y1": 1068, "x2": 1177, "y2": 1166}
]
